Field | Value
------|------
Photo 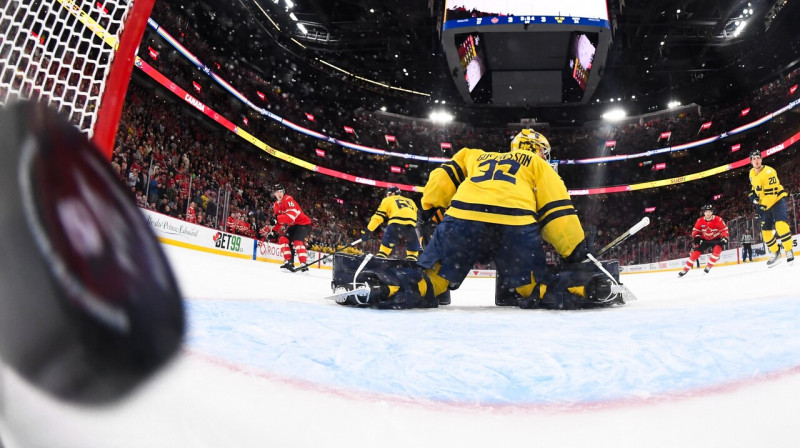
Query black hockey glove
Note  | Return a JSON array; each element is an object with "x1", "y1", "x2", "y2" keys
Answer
[
  {"x1": 748, "y1": 190, "x2": 759, "y2": 205},
  {"x1": 269, "y1": 217, "x2": 278, "y2": 227},
  {"x1": 719, "y1": 237, "x2": 728, "y2": 247},
  {"x1": 564, "y1": 239, "x2": 591, "y2": 264},
  {"x1": 693, "y1": 237, "x2": 702, "y2": 251},
  {"x1": 266, "y1": 230, "x2": 279, "y2": 241},
  {"x1": 421, "y1": 207, "x2": 445, "y2": 224},
  {"x1": 361, "y1": 229, "x2": 372, "y2": 241}
]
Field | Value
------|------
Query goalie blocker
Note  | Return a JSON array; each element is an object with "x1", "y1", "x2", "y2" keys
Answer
[{"x1": 330, "y1": 253, "x2": 623, "y2": 310}]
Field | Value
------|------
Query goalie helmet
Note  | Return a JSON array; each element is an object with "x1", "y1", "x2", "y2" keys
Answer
[
  {"x1": 511, "y1": 129, "x2": 551, "y2": 162},
  {"x1": 386, "y1": 186, "x2": 400, "y2": 196}
]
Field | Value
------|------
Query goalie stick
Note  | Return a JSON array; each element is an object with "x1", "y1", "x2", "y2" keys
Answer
[
  {"x1": 290, "y1": 238, "x2": 363, "y2": 272},
  {"x1": 323, "y1": 254, "x2": 374, "y2": 304},
  {"x1": 595, "y1": 216, "x2": 650, "y2": 258},
  {"x1": 587, "y1": 253, "x2": 638, "y2": 303}
]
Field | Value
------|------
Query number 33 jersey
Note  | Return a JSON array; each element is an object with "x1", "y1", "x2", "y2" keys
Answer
[{"x1": 421, "y1": 147, "x2": 584, "y2": 256}]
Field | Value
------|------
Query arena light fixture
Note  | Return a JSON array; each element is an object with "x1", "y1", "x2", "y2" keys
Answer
[
  {"x1": 601, "y1": 109, "x2": 627, "y2": 121},
  {"x1": 668, "y1": 100, "x2": 682, "y2": 109},
  {"x1": 297, "y1": 23, "x2": 307, "y2": 34},
  {"x1": 429, "y1": 111, "x2": 454, "y2": 123}
]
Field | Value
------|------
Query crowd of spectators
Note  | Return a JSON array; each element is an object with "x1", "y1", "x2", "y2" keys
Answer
[{"x1": 107, "y1": 2, "x2": 800, "y2": 267}]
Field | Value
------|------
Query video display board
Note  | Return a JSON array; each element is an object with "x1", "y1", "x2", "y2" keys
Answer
[{"x1": 441, "y1": 0, "x2": 611, "y2": 106}]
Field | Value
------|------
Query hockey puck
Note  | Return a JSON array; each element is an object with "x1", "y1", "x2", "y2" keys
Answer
[{"x1": 0, "y1": 101, "x2": 184, "y2": 403}]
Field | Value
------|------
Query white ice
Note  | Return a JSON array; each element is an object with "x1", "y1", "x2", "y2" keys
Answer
[{"x1": 3, "y1": 245, "x2": 800, "y2": 448}]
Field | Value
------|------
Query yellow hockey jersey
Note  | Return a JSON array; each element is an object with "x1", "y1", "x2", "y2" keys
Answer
[
  {"x1": 749, "y1": 165, "x2": 787, "y2": 210},
  {"x1": 421, "y1": 147, "x2": 584, "y2": 258},
  {"x1": 367, "y1": 195, "x2": 418, "y2": 231}
]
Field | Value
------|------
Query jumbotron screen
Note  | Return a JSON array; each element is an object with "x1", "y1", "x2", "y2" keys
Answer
[
  {"x1": 443, "y1": 0, "x2": 610, "y2": 31},
  {"x1": 441, "y1": 0, "x2": 611, "y2": 106}
]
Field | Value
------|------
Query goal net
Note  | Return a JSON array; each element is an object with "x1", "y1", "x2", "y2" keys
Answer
[{"x1": 0, "y1": 0, "x2": 154, "y2": 157}]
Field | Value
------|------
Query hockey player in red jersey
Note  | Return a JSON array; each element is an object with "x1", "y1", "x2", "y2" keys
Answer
[
  {"x1": 266, "y1": 184, "x2": 312, "y2": 271},
  {"x1": 678, "y1": 204, "x2": 730, "y2": 277}
]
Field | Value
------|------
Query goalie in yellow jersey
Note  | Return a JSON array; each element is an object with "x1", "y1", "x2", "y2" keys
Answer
[{"x1": 339, "y1": 129, "x2": 619, "y2": 310}]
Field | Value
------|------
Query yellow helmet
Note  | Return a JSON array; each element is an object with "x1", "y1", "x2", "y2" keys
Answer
[{"x1": 510, "y1": 129, "x2": 550, "y2": 161}]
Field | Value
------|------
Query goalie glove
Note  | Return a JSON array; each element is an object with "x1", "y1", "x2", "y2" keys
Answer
[{"x1": 564, "y1": 239, "x2": 591, "y2": 264}]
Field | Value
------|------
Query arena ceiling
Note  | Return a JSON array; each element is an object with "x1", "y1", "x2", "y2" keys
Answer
[{"x1": 172, "y1": 0, "x2": 800, "y2": 125}]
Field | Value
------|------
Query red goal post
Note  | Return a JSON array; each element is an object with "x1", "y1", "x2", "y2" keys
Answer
[{"x1": 0, "y1": 0, "x2": 155, "y2": 159}]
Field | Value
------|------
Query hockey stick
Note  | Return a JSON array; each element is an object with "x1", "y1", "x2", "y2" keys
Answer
[
  {"x1": 292, "y1": 238, "x2": 363, "y2": 272},
  {"x1": 595, "y1": 217, "x2": 650, "y2": 258},
  {"x1": 587, "y1": 253, "x2": 638, "y2": 302}
]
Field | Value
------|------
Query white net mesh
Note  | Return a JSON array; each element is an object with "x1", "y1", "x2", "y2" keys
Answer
[{"x1": 0, "y1": 0, "x2": 135, "y2": 136}]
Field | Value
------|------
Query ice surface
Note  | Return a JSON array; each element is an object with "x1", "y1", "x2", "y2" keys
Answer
[{"x1": 2, "y1": 245, "x2": 800, "y2": 448}]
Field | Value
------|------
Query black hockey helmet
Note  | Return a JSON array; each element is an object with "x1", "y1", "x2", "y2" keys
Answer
[
  {"x1": 749, "y1": 150, "x2": 762, "y2": 159},
  {"x1": 386, "y1": 186, "x2": 401, "y2": 196},
  {"x1": 701, "y1": 204, "x2": 714, "y2": 212},
  {"x1": 273, "y1": 184, "x2": 285, "y2": 193}
]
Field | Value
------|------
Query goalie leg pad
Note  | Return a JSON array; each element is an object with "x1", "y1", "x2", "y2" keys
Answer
[
  {"x1": 356, "y1": 266, "x2": 436, "y2": 309},
  {"x1": 535, "y1": 270, "x2": 620, "y2": 310}
]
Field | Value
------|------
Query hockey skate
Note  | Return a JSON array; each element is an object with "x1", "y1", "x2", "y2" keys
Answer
[
  {"x1": 280, "y1": 260, "x2": 295, "y2": 271},
  {"x1": 678, "y1": 270, "x2": 687, "y2": 277},
  {"x1": 787, "y1": 250, "x2": 795, "y2": 264},
  {"x1": 703, "y1": 267, "x2": 711, "y2": 274},
  {"x1": 767, "y1": 251, "x2": 782, "y2": 268}
]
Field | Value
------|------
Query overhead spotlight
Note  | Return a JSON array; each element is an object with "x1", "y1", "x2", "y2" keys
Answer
[
  {"x1": 602, "y1": 109, "x2": 627, "y2": 121},
  {"x1": 380, "y1": 106, "x2": 387, "y2": 111},
  {"x1": 734, "y1": 20, "x2": 747, "y2": 37},
  {"x1": 429, "y1": 111, "x2": 454, "y2": 123},
  {"x1": 667, "y1": 100, "x2": 681, "y2": 109},
  {"x1": 297, "y1": 23, "x2": 307, "y2": 34},
  {"x1": 285, "y1": 0, "x2": 294, "y2": 8},
  {"x1": 289, "y1": 12, "x2": 298, "y2": 21},
  {"x1": 370, "y1": 8, "x2": 375, "y2": 13}
]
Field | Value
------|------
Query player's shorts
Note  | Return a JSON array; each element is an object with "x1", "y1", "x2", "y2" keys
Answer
[
  {"x1": 417, "y1": 216, "x2": 546, "y2": 290},
  {"x1": 760, "y1": 197, "x2": 788, "y2": 229},
  {"x1": 381, "y1": 224, "x2": 421, "y2": 252},
  {"x1": 286, "y1": 224, "x2": 310, "y2": 242}
]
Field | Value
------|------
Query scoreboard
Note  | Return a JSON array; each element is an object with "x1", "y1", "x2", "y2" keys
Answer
[{"x1": 442, "y1": 0, "x2": 612, "y2": 107}]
